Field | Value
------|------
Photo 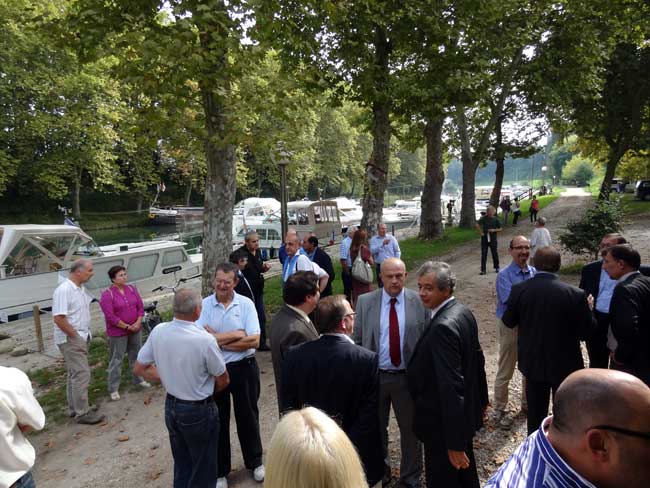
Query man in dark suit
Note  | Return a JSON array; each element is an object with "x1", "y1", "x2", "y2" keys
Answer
[
  {"x1": 302, "y1": 235, "x2": 335, "y2": 297},
  {"x1": 269, "y1": 271, "x2": 320, "y2": 412},
  {"x1": 503, "y1": 246, "x2": 595, "y2": 434},
  {"x1": 282, "y1": 295, "x2": 384, "y2": 487},
  {"x1": 236, "y1": 230, "x2": 271, "y2": 350},
  {"x1": 354, "y1": 257, "x2": 428, "y2": 488},
  {"x1": 603, "y1": 244, "x2": 650, "y2": 385},
  {"x1": 579, "y1": 233, "x2": 628, "y2": 368},
  {"x1": 407, "y1": 261, "x2": 488, "y2": 488},
  {"x1": 229, "y1": 249, "x2": 255, "y2": 301}
]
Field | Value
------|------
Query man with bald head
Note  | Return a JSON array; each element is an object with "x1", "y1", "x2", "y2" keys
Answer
[
  {"x1": 282, "y1": 232, "x2": 329, "y2": 293},
  {"x1": 354, "y1": 257, "x2": 428, "y2": 487},
  {"x1": 370, "y1": 222, "x2": 401, "y2": 288},
  {"x1": 493, "y1": 235, "x2": 536, "y2": 427},
  {"x1": 486, "y1": 369, "x2": 650, "y2": 488},
  {"x1": 52, "y1": 258, "x2": 105, "y2": 424}
]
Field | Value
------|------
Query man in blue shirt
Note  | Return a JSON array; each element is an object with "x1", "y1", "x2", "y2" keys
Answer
[
  {"x1": 493, "y1": 235, "x2": 536, "y2": 427},
  {"x1": 340, "y1": 227, "x2": 356, "y2": 301},
  {"x1": 486, "y1": 368, "x2": 650, "y2": 488},
  {"x1": 197, "y1": 263, "x2": 264, "y2": 488},
  {"x1": 370, "y1": 223, "x2": 401, "y2": 288}
]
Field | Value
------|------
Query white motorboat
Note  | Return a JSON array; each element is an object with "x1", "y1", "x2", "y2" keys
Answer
[
  {"x1": 232, "y1": 198, "x2": 281, "y2": 236},
  {"x1": 331, "y1": 197, "x2": 363, "y2": 232},
  {"x1": 0, "y1": 225, "x2": 201, "y2": 322},
  {"x1": 384, "y1": 199, "x2": 421, "y2": 223}
]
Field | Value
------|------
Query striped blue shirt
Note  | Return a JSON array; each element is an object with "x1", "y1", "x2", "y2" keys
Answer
[{"x1": 485, "y1": 417, "x2": 596, "y2": 488}]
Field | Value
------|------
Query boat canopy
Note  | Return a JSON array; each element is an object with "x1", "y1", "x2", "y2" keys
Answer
[{"x1": 0, "y1": 225, "x2": 102, "y2": 277}]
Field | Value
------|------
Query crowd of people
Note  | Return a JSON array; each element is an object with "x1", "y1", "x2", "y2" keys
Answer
[{"x1": 3, "y1": 213, "x2": 650, "y2": 488}]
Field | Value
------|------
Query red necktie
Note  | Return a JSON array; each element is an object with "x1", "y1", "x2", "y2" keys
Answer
[{"x1": 389, "y1": 297, "x2": 401, "y2": 367}]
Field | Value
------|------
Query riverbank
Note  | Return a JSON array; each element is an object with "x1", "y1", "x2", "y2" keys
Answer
[{"x1": 0, "y1": 211, "x2": 150, "y2": 231}]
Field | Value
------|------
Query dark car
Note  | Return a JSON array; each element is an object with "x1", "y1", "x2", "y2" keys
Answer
[{"x1": 636, "y1": 180, "x2": 650, "y2": 201}]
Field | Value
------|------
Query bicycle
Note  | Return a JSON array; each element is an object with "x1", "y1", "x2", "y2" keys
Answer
[{"x1": 142, "y1": 273, "x2": 202, "y2": 334}]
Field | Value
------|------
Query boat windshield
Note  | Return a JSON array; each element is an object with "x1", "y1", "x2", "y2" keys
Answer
[{"x1": 1, "y1": 233, "x2": 102, "y2": 277}]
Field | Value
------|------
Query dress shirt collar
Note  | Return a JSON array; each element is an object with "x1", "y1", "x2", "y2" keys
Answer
[
  {"x1": 323, "y1": 332, "x2": 354, "y2": 344},
  {"x1": 209, "y1": 292, "x2": 241, "y2": 308},
  {"x1": 286, "y1": 304, "x2": 311, "y2": 322},
  {"x1": 66, "y1": 277, "x2": 82, "y2": 290},
  {"x1": 430, "y1": 296, "x2": 455, "y2": 319},
  {"x1": 507, "y1": 261, "x2": 535, "y2": 276},
  {"x1": 535, "y1": 271, "x2": 557, "y2": 277},
  {"x1": 172, "y1": 318, "x2": 199, "y2": 327},
  {"x1": 619, "y1": 270, "x2": 641, "y2": 283},
  {"x1": 382, "y1": 287, "x2": 404, "y2": 305},
  {"x1": 537, "y1": 417, "x2": 597, "y2": 488}
]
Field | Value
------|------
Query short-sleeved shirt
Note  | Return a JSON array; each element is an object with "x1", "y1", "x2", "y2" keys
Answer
[
  {"x1": 340, "y1": 236, "x2": 352, "y2": 266},
  {"x1": 478, "y1": 215, "x2": 501, "y2": 234},
  {"x1": 137, "y1": 319, "x2": 226, "y2": 401},
  {"x1": 51, "y1": 278, "x2": 94, "y2": 345},
  {"x1": 196, "y1": 292, "x2": 260, "y2": 363},
  {"x1": 282, "y1": 253, "x2": 313, "y2": 282}
]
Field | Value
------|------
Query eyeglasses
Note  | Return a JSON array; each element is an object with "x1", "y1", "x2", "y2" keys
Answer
[
  {"x1": 587, "y1": 425, "x2": 650, "y2": 441},
  {"x1": 512, "y1": 246, "x2": 531, "y2": 250}
]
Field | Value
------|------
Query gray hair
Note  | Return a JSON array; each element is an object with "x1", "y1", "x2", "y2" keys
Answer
[
  {"x1": 537, "y1": 217, "x2": 547, "y2": 226},
  {"x1": 173, "y1": 288, "x2": 202, "y2": 315},
  {"x1": 417, "y1": 261, "x2": 456, "y2": 294},
  {"x1": 70, "y1": 259, "x2": 91, "y2": 273},
  {"x1": 244, "y1": 230, "x2": 259, "y2": 242}
]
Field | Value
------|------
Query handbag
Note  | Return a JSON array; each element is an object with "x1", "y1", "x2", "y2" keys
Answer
[{"x1": 351, "y1": 252, "x2": 373, "y2": 284}]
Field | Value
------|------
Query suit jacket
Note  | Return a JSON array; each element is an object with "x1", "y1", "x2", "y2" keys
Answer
[
  {"x1": 610, "y1": 273, "x2": 650, "y2": 384},
  {"x1": 580, "y1": 260, "x2": 650, "y2": 302},
  {"x1": 312, "y1": 247, "x2": 335, "y2": 297},
  {"x1": 269, "y1": 305, "x2": 319, "y2": 408},
  {"x1": 237, "y1": 245, "x2": 266, "y2": 297},
  {"x1": 281, "y1": 335, "x2": 383, "y2": 485},
  {"x1": 234, "y1": 271, "x2": 255, "y2": 302},
  {"x1": 353, "y1": 288, "x2": 428, "y2": 366},
  {"x1": 406, "y1": 299, "x2": 488, "y2": 450},
  {"x1": 503, "y1": 273, "x2": 594, "y2": 386}
]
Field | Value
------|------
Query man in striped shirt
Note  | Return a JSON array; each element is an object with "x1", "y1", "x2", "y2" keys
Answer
[{"x1": 486, "y1": 369, "x2": 650, "y2": 488}]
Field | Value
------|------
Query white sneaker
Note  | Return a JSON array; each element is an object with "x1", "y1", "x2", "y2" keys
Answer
[
  {"x1": 110, "y1": 391, "x2": 121, "y2": 401},
  {"x1": 216, "y1": 477, "x2": 228, "y2": 488},
  {"x1": 253, "y1": 465, "x2": 265, "y2": 482},
  {"x1": 139, "y1": 381, "x2": 151, "y2": 388}
]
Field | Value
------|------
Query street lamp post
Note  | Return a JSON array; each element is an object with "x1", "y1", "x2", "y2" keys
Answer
[
  {"x1": 275, "y1": 146, "x2": 291, "y2": 240},
  {"x1": 541, "y1": 165, "x2": 548, "y2": 188}
]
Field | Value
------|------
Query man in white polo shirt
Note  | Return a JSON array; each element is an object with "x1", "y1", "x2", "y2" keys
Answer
[
  {"x1": 197, "y1": 262, "x2": 265, "y2": 488},
  {"x1": 135, "y1": 288, "x2": 229, "y2": 488},
  {"x1": 52, "y1": 258, "x2": 104, "y2": 425},
  {"x1": 0, "y1": 366, "x2": 46, "y2": 488}
]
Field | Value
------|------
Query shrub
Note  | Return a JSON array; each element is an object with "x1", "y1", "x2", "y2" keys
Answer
[{"x1": 559, "y1": 198, "x2": 622, "y2": 259}]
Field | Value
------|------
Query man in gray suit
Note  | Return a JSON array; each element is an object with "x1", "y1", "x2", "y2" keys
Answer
[
  {"x1": 354, "y1": 257, "x2": 428, "y2": 488},
  {"x1": 269, "y1": 271, "x2": 320, "y2": 412}
]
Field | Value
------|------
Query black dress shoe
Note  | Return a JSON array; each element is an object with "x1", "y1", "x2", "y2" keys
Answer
[{"x1": 479, "y1": 271, "x2": 487, "y2": 275}]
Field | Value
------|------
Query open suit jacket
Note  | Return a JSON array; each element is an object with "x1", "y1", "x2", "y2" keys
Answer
[
  {"x1": 268, "y1": 304, "x2": 319, "y2": 408},
  {"x1": 406, "y1": 299, "x2": 488, "y2": 450},
  {"x1": 503, "y1": 273, "x2": 594, "y2": 386},
  {"x1": 581, "y1": 260, "x2": 650, "y2": 300},
  {"x1": 281, "y1": 335, "x2": 384, "y2": 486},
  {"x1": 352, "y1": 287, "x2": 428, "y2": 364},
  {"x1": 610, "y1": 273, "x2": 650, "y2": 385},
  {"x1": 312, "y1": 247, "x2": 335, "y2": 297}
]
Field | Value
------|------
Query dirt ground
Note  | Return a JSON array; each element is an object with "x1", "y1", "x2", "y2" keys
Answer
[{"x1": 9, "y1": 188, "x2": 650, "y2": 488}]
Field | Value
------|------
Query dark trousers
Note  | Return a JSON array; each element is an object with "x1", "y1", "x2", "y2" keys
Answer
[
  {"x1": 530, "y1": 209, "x2": 538, "y2": 222},
  {"x1": 525, "y1": 378, "x2": 559, "y2": 435},
  {"x1": 586, "y1": 311, "x2": 611, "y2": 368},
  {"x1": 513, "y1": 211, "x2": 521, "y2": 225},
  {"x1": 376, "y1": 263, "x2": 383, "y2": 289},
  {"x1": 480, "y1": 235, "x2": 499, "y2": 272},
  {"x1": 424, "y1": 438, "x2": 479, "y2": 488},
  {"x1": 214, "y1": 356, "x2": 263, "y2": 477},
  {"x1": 165, "y1": 396, "x2": 219, "y2": 488},
  {"x1": 254, "y1": 292, "x2": 267, "y2": 347},
  {"x1": 342, "y1": 268, "x2": 353, "y2": 302}
]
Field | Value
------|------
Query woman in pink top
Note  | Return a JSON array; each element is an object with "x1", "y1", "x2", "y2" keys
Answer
[{"x1": 99, "y1": 265, "x2": 149, "y2": 400}]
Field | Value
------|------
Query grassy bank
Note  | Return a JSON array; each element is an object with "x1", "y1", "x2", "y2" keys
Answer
[
  {"x1": 618, "y1": 193, "x2": 650, "y2": 216},
  {"x1": 0, "y1": 211, "x2": 150, "y2": 231},
  {"x1": 28, "y1": 335, "x2": 141, "y2": 425}
]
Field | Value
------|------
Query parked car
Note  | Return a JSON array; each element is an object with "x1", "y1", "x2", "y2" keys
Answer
[
  {"x1": 635, "y1": 180, "x2": 650, "y2": 201},
  {"x1": 610, "y1": 178, "x2": 627, "y2": 193}
]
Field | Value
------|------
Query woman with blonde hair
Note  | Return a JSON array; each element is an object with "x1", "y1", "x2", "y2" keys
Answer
[{"x1": 264, "y1": 407, "x2": 370, "y2": 488}]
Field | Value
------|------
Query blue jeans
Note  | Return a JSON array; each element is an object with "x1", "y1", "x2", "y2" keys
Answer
[
  {"x1": 165, "y1": 396, "x2": 219, "y2": 488},
  {"x1": 13, "y1": 471, "x2": 36, "y2": 488}
]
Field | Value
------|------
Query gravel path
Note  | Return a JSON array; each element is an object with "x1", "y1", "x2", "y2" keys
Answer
[{"x1": 19, "y1": 189, "x2": 650, "y2": 488}]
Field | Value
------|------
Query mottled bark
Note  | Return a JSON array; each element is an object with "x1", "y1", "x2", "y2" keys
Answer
[
  {"x1": 72, "y1": 166, "x2": 82, "y2": 220},
  {"x1": 419, "y1": 117, "x2": 445, "y2": 239},
  {"x1": 199, "y1": 19, "x2": 237, "y2": 297},
  {"x1": 457, "y1": 109, "x2": 476, "y2": 228},
  {"x1": 360, "y1": 25, "x2": 391, "y2": 233},
  {"x1": 599, "y1": 145, "x2": 626, "y2": 201},
  {"x1": 489, "y1": 115, "x2": 506, "y2": 208}
]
